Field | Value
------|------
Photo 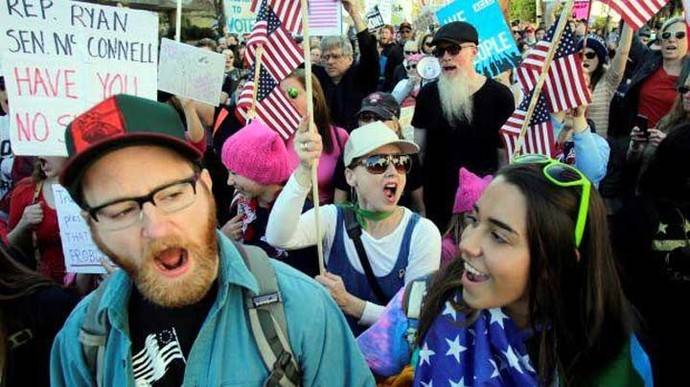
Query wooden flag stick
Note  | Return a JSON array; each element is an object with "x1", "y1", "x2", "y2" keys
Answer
[
  {"x1": 512, "y1": 0, "x2": 575, "y2": 159},
  {"x1": 249, "y1": 45, "x2": 265, "y2": 120},
  {"x1": 300, "y1": 0, "x2": 326, "y2": 275},
  {"x1": 175, "y1": 0, "x2": 182, "y2": 42}
]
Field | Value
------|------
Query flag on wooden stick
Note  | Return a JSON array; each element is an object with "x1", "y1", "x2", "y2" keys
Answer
[
  {"x1": 603, "y1": 0, "x2": 669, "y2": 30},
  {"x1": 501, "y1": 90, "x2": 557, "y2": 162},
  {"x1": 237, "y1": 66, "x2": 301, "y2": 140},
  {"x1": 517, "y1": 21, "x2": 590, "y2": 112}
]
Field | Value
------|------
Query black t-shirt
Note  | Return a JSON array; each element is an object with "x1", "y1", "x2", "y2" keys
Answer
[
  {"x1": 332, "y1": 153, "x2": 423, "y2": 210},
  {"x1": 129, "y1": 283, "x2": 217, "y2": 386},
  {"x1": 411, "y1": 78, "x2": 514, "y2": 230}
]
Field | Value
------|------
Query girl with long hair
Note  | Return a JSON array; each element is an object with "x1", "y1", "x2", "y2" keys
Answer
[{"x1": 358, "y1": 160, "x2": 652, "y2": 386}]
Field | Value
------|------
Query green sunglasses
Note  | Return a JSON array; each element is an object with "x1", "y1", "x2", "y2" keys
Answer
[{"x1": 512, "y1": 154, "x2": 592, "y2": 248}]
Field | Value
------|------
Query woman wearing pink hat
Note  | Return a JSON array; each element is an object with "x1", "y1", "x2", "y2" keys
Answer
[
  {"x1": 220, "y1": 120, "x2": 293, "y2": 257},
  {"x1": 266, "y1": 121, "x2": 441, "y2": 335}
]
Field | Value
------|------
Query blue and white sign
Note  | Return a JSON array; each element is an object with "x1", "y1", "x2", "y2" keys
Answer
[{"x1": 435, "y1": 0, "x2": 521, "y2": 77}]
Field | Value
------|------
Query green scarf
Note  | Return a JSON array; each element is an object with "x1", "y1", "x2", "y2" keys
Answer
[{"x1": 339, "y1": 202, "x2": 396, "y2": 230}]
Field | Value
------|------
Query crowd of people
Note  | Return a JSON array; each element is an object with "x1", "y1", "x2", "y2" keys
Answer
[{"x1": 1, "y1": 0, "x2": 689, "y2": 385}]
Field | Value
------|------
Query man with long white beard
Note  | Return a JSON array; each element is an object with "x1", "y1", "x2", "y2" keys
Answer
[
  {"x1": 49, "y1": 95, "x2": 374, "y2": 386},
  {"x1": 412, "y1": 21, "x2": 514, "y2": 231}
]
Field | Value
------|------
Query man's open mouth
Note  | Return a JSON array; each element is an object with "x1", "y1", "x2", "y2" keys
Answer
[{"x1": 154, "y1": 247, "x2": 190, "y2": 277}]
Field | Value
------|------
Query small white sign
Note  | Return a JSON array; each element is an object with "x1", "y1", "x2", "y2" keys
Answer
[
  {"x1": 158, "y1": 38, "x2": 226, "y2": 107},
  {"x1": 53, "y1": 184, "x2": 110, "y2": 274}
]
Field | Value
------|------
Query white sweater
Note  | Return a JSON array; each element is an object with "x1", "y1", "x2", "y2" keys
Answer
[{"x1": 266, "y1": 174, "x2": 441, "y2": 326}]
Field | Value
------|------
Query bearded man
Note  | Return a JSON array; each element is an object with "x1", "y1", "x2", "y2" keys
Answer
[
  {"x1": 412, "y1": 22, "x2": 514, "y2": 231},
  {"x1": 50, "y1": 95, "x2": 373, "y2": 386}
]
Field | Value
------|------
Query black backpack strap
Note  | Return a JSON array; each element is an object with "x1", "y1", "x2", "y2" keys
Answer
[
  {"x1": 341, "y1": 206, "x2": 388, "y2": 304},
  {"x1": 79, "y1": 281, "x2": 110, "y2": 387},
  {"x1": 235, "y1": 242, "x2": 301, "y2": 387}
]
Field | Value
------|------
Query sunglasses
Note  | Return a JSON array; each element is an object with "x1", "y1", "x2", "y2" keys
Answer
[
  {"x1": 662, "y1": 31, "x2": 686, "y2": 40},
  {"x1": 359, "y1": 112, "x2": 384, "y2": 123},
  {"x1": 404, "y1": 50, "x2": 417, "y2": 55},
  {"x1": 405, "y1": 63, "x2": 417, "y2": 70},
  {"x1": 432, "y1": 44, "x2": 462, "y2": 58},
  {"x1": 579, "y1": 51, "x2": 597, "y2": 59},
  {"x1": 351, "y1": 154, "x2": 412, "y2": 174},
  {"x1": 679, "y1": 86, "x2": 690, "y2": 95},
  {"x1": 424, "y1": 41, "x2": 433, "y2": 47},
  {"x1": 512, "y1": 154, "x2": 592, "y2": 248}
]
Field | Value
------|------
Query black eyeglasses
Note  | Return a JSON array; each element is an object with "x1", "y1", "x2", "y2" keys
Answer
[
  {"x1": 350, "y1": 154, "x2": 412, "y2": 174},
  {"x1": 579, "y1": 51, "x2": 597, "y2": 59},
  {"x1": 678, "y1": 85, "x2": 690, "y2": 94},
  {"x1": 86, "y1": 173, "x2": 200, "y2": 231},
  {"x1": 662, "y1": 31, "x2": 686, "y2": 40}
]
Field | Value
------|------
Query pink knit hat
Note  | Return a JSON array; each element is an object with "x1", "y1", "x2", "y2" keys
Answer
[
  {"x1": 221, "y1": 120, "x2": 292, "y2": 185},
  {"x1": 453, "y1": 168, "x2": 493, "y2": 214}
]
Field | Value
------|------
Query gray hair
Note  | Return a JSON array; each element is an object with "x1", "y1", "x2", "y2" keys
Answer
[{"x1": 320, "y1": 36, "x2": 353, "y2": 57}]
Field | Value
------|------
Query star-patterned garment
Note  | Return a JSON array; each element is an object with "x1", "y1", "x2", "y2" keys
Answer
[{"x1": 413, "y1": 296, "x2": 537, "y2": 387}]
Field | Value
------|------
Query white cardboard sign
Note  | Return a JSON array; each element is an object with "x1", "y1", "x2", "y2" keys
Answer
[
  {"x1": 53, "y1": 184, "x2": 109, "y2": 274},
  {"x1": 158, "y1": 38, "x2": 226, "y2": 106},
  {"x1": 0, "y1": 0, "x2": 158, "y2": 156}
]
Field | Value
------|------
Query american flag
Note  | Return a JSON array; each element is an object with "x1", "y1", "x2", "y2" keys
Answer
[
  {"x1": 250, "y1": 0, "x2": 303, "y2": 34},
  {"x1": 413, "y1": 300, "x2": 538, "y2": 386},
  {"x1": 246, "y1": 0, "x2": 304, "y2": 82},
  {"x1": 516, "y1": 21, "x2": 590, "y2": 112},
  {"x1": 500, "y1": 90, "x2": 556, "y2": 162},
  {"x1": 236, "y1": 66, "x2": 301, "y2": 140},
  {"x1": 308, "y1": 0, "x2": 341, "y2": 29},
  {"x1": 604, "y1": 0, "x2": 669, "y2": 30}
]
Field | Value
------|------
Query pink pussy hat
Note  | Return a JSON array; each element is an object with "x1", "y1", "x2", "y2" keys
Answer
[
  {"x1": 453, "y1": 167, "x2": 493, "y2": 214},
  {"x1": 221, "y1": 120, "x2": 292, "y2": 185}
]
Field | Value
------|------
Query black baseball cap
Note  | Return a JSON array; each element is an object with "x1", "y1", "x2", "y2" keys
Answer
[
  {"x1": 431, "y1": 21, "x2": 479, "y2": 46},
  {"x1": 357, "y1": 92, "x2": 401, "y2": 120}
]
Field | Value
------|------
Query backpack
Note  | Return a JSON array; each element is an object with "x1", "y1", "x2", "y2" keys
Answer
[
  {"x1": 401, "y1": 275, "x2": 433, "y2": 350},
  {"x1": 78, "y1": 242, "x2": 301, "y2": 387}
]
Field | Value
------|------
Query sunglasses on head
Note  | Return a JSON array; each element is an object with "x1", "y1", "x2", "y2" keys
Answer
[
  {"x1": 679, "y1": 86, "x2": 690, "y2": 95},
  {"x1": 351, "y1": 154, "x2": 412, "y2": 174},
  {"x1": 662, "y1": 31, "x2": 686, "y2": 40},
  {"x1": 512, "y1": 154, "x2": 592, "y2": 248},
  {"x1": 579, "y1": 51, "x2": 597, "y2": 59}
]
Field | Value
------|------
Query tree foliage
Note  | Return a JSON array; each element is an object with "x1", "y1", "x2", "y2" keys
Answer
[{"x1": 509, "y1": 0, "x2": 537, "y2": 23}]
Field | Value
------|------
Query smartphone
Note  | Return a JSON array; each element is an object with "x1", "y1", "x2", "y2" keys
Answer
[{"x1": 634, "y1": 114, "x2": 649, "y2": 137}]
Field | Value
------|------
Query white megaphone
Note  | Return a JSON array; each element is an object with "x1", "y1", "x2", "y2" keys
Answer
[{"x1": 417, "y1": 56, "x2": 441, "y2": 81}]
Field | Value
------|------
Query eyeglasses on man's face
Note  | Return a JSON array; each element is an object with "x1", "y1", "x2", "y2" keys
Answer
[{"x1": 86, "y1": 173, "x2": 201, "y2": 231}]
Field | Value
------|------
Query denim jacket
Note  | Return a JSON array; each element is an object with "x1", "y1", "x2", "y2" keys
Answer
[{"x1": 51, "y1": 231, "x2": 375, "y2": 386}]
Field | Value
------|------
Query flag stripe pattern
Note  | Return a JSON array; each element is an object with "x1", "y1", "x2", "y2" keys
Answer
[
  {"x1": 246, "y1": 0, "x2": 304, "y2": 82},
  {"x1": 308, "y1": 0, "x2": 340, "y2": 29},
  {"x1": 236, "y1": 66, "x2": 300, "y2": 140},
  {"x1": 500, "y1": 90, "x2": 556, "y2": 162},
  {"x1": 605, "y1": 0, "x2": 669, "y2": 30},
  {"x1": 268, "y1": 0, "x2": 302, "y2": 35},
  {"x1": 516, "y1": 21, "x2": 590, "y2": 112}
]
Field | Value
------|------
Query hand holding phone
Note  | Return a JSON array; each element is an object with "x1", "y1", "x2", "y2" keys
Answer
[{"x1": 634, "y1": 114, "x2": 649, "y2": 137}]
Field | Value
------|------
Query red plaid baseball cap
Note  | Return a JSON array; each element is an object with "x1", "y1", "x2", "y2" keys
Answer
[{"x1": 60, "y1": 94, "x2": 202, "y2": 200}]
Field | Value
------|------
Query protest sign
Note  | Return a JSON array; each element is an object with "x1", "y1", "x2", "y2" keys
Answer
[
  {"x1": 573, "y1": 0, "x2": 591, "y2": 20},
  {"x1": 413, "y1": 9, "x2": 439, "y2": 34},
  {"x1": 0, "y1": 1, "x2": 158, "y2": 156},
  {"x1": 308, "y1": 0, "x2": 343, "y2": 36},
  {"x1": 366, "y1": 6, "x2": 385, "y2": 32},
  {"x1": 53, "y1": 184, "x2": 110, "y2": 274},
  {"x1": 224, "y1": 0, "x2": 255, "y2": 35},
  {"x1": 158, "y1": 38, "x2": 226, "y2": 106},
  {"x1": 435, "y1": 0, "x2": 521, "y2": 78}
]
